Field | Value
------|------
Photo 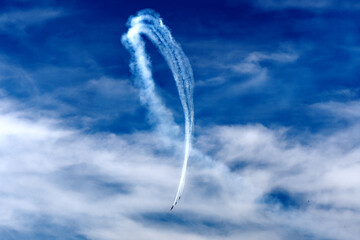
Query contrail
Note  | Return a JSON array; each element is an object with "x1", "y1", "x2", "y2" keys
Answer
[{"x1": 121, "y1": 9, "x2": 194, "y2": 210}]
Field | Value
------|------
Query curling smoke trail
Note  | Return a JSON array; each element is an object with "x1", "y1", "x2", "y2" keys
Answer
[{"x1": 121, "y1": 9, "x2": 194, "y2": 209}]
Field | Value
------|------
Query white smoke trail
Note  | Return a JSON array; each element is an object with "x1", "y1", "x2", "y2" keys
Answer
[{"x1": 121, "y1": 9, "x2": 194, "y2": 209}]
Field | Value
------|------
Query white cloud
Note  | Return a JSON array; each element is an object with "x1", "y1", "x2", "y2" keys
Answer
[
  {"x1": 0, "y1": 57, "x2": 39, "y2": 97},
  {"x1": 0, "y1": 8, "x2": 63, "y2": 34},
  {"x1": 227, "y1": 49, "x2": 298, "y2": 91},
  {"x1": 227, "y1": 0, "x2": 360, "y2": 10},
  {"x1": 0, "y1": 94, "x2": 360, "y2": 239},
  {"x1": 196, "y1": 123, "x2": 360, "y2": 239},
  {"x1": 195, "y1": 48, "x2": 298, "y2": 93},
  {"x1": 312, "y1": 100, "x2": 360, "y2": 120},
  {"x1": 252, "y1": 0, "x2": 334, "y2": 9}
]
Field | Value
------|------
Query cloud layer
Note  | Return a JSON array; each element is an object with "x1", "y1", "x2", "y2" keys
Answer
[{"x1": 1, "y1": 94, "x2": 360, "y2": 239}]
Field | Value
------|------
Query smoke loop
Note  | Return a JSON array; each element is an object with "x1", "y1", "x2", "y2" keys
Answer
[{"x1": 122, "y1": 9, "x2": 194, "y2": 209}]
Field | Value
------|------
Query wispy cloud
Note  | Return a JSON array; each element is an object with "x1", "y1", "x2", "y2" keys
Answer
[
  {"x1": 0, "y1": 8, "x2": 63, "y2": 34},
  {"x1": 0, "y1": 56, "x2": 39, "y2": 98},
  {"x1": 229, "y1": 50, "x2": 298, "y2": 90},
  {"x1": 227, "y1": 0, "x2": 360, "y2": 10},
  {"x1": 252, "y1": 0, "x2": 334, "y2": 9},
  {"x1": 195, "y1": 47, "x2": 298, "y2": 93},
  {"x1": 312, "y1": 99, "x2": 360, "y2": 120}
]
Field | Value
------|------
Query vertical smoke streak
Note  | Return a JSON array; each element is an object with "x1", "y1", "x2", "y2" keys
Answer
[{"x1": 121, "y1": 9, "x2": 194, "y2": 209}]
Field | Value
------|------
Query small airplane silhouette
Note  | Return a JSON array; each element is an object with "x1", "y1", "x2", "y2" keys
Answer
[{"x1": 170, "y1": 197, "x2": 181, "y2": 211}]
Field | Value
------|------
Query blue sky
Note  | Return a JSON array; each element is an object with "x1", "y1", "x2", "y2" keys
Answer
[{"x1": 1, "y1": 0, "x2": 360, "y2": 239}]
